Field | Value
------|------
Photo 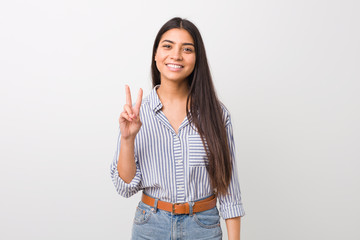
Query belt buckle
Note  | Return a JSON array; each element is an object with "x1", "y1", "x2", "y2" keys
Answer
[{"x1": 172, "y1": 203, "x2": 180, "y2": 215}]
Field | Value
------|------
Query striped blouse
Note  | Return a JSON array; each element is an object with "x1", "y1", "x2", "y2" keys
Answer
[{"x1": 110, "y1": 85, "x2": 245, "y2": 219}]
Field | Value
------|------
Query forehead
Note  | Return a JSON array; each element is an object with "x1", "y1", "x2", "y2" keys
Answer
[{"x1": 159, "y1": 28, "x2": 194, "y2": 44}]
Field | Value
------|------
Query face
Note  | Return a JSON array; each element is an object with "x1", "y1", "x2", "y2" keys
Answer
[{"x1": 155, "y1": 28, "x2": 196, "y2": 84}]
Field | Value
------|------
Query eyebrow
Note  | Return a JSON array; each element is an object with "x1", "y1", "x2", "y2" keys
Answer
[{"x1": 161, "y1": 39, "x2": 195, "y2": 47}]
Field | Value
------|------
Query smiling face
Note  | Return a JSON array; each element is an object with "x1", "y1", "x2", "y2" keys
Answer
[{"x1": 155, "y1": 28, "x2": 196, "y2": 84}]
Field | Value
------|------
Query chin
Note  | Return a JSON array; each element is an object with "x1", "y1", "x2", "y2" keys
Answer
[
  {"x1": 172, "y1": 75, "x2": 190, "y2": 81},
  {"x1": 162, "y1": 74, "x2": 189, "y2": 82}
]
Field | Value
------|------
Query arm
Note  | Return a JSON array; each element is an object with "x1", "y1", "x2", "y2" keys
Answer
[
  {"x1": 110, "y1": 85, "x2": 143, "y2": 197},
  {"x1": 117, "y1": 136, "x2": 136, "y2": 183},
  {"x1": 117, "y1": 85, "x2": 143, "y2": 183},
  {"x1": 110, "y1": 129, "x2": 142, "y2": 198},
  {"x1": 226, "y1": 216, "x2": 241, "y2": 240},
  {"x1": 217, "y1": 111, "x2": 245, "y2": 234}
]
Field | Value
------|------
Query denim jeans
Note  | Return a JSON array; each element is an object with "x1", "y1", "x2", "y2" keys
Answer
[{"x1": 131, "y1": 199, "x2": 222, "y2": 240}]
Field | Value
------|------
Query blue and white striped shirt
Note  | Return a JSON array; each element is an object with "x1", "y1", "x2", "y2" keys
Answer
[{"x1": 110, "y1": 85, "x2": 245, "y2": 219}]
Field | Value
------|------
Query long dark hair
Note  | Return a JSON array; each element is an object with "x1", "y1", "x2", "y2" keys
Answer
[{"x1": 151, "y1": 17, "x2": 232, "y2": 195}]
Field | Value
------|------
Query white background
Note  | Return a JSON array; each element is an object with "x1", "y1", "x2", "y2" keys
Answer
[{"x1": 1, "y1": 0, "x2": 359, "y2": 239}]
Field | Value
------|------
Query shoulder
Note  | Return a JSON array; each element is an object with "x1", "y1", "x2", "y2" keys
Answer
[
  {"x1": 138, "y1": 91, "x2": 155, "y2": 122},
  {"x1": 141, "y1": 94, "x2": 150, "y2": 106},
  {"x1": 219, "y1": 102, "x2": 232, "y2": 126},
  {"x1": 139, "y1": 91, "x2": 152, "y2": 110},
  {"x1": 139, "y1": 87, "x2": 159, "y2": 111}
]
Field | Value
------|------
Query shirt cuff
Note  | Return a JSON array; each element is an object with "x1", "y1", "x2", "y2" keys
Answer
[
  {"x1": 219, "y1": 203, "x2": 246, "y2": 219},
  {"x1": 111, "y1": 167, "x2": 141, "y2": 198}
]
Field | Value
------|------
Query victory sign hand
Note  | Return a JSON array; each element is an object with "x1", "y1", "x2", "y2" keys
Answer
[{"x1": 119, "y1": 85, "x2": 143, "y2": 140}]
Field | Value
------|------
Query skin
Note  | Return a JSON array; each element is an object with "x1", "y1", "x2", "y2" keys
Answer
[
  {"x1": 154, "y1": 28, "x2": 196, "y2": 134},
  {"x1": 117, "y1": 28, "x2": 241, "y2": 239},
  {"x1": 226, "y1": 217, "x2": 241, "y2": 240},
  {"x1": 117, "y1": 84, "x2": 142, "y2": 183}
]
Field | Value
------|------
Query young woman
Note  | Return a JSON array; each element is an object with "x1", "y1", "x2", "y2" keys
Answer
[{"x1": 110, "y1": 17, "x2": 245, "y2": 240}]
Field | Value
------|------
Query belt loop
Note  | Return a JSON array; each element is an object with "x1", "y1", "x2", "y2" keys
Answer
[
  {"x1": 189, "y1": 201, "x2": 194, "y2": 216},
  {"x1": 152, "y1": 198, "x2": 159, "y2": 213}
]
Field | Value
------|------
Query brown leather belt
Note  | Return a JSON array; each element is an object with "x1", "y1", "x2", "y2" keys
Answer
[{"x1": 141, "y1": 193, "x2": 217, "y2": 215}]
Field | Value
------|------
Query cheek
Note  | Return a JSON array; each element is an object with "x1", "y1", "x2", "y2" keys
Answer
[
  {"x1": 155, "y1": 50, "x2": 166, "y2": 61},
  {"x1": 189, "y1": 57, "x2": 196, "y2": 70},
  {"x1": 155, "y1": 61, "x2": 162, "y2": 72},
  {"x1": 155, "y1": 55, "x2": 166, "y2": 73}
]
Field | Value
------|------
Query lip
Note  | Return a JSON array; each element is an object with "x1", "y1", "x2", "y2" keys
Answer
[{"x1": 166, "y1": 63, "x2": 184, "y2": 72}]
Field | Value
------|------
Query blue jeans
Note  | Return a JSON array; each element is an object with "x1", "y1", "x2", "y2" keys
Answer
[{"x1": 131, "y1": 199, "x2": 222, "y2": 240}]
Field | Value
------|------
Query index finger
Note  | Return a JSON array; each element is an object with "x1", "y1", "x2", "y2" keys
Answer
[{"x1": 125, "y1": 85, "x2": 132, "y2": 106}]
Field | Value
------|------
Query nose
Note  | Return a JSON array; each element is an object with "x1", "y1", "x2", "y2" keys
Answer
[{"x1": 170, "y1": 47, "x2": 183, "y2": 61}]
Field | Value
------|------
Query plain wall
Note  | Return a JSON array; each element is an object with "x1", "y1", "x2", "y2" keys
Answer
[{"x1": 1, "y1": 0, "x2": 359, "y2": 239}]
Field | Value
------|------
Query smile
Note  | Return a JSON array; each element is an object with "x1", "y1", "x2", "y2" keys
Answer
[{"x1": 166, "y1": 64, "x2": 184, "y2": 69}]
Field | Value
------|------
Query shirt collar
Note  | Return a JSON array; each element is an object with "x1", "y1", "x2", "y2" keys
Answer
[{"x1": 149, "y1": 84, "x2": 163, "y2": 113}]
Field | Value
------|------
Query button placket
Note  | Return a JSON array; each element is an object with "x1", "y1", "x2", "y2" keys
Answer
[{"x1": 173, "y1": 133, "x2": 185, "y2": 202}]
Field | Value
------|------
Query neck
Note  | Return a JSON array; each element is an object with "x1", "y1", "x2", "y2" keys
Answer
[{"x1": 156, "y1": 79, "x2": 189, "y2": 103}]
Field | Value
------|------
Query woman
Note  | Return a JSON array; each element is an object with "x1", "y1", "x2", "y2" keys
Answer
[{"x1": 110, "y1": 17, "x2": 245, "y2": 239}]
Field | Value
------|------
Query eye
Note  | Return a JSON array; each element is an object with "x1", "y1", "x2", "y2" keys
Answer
[
  {"x1": 162, "y1": 44, "x2": 171, "y2": 49},
  {"x1": 184, "y1": 47, "x2": 194, "y2": 53}
]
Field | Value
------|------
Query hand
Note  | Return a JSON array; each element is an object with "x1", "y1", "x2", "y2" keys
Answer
[{"x1": 119, "y1": 85, "x2": 143, "y2": 140}]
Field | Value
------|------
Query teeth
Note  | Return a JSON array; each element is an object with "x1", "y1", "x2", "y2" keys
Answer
[{"x1": 167, "y1": 64, "x2": 182, "y2": 69}]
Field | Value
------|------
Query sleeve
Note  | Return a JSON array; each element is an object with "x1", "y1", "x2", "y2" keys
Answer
[
  {"x1": 110, "y1": 128, "x2": 142, "y2": 198},
  {"x1": 218, "y1": 115, "x2": 246, "y2": 219}
]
